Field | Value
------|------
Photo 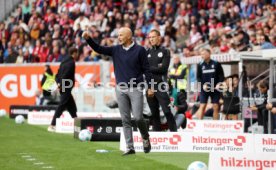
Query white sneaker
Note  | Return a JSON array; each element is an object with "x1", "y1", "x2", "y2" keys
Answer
[{"x1": 47, "y1": 126, "x2": 56, "y2": 132}]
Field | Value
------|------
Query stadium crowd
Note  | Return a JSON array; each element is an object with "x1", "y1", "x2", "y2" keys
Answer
[{"x1": 0, "y1": 0, "x2": 275, "y2": 64}]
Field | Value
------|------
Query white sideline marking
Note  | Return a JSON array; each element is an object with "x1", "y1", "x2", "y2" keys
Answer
[
  {"x1": 26, "y1": 158, "x2": 36, "y2": 161},
  {"x1": 18, "y1": 153, "x2": 54, "y2": 169},
  {"x1": 34, "y1": 162, "x2": 45, "y2": 165},
  {"x1": 22, "y1": 155, "x2": 31, "y2": 158},
  {"x1": 42, "y1": 166, "x2": 54, "y2": 169}
]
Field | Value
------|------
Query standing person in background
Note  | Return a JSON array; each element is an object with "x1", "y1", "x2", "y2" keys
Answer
[
  {"x1": 82, "y1": 27, "x2": 152, "y2": 156},
  {"x1": 169, "y1": 55, "x2": 188, "y2": 102},
  {"x1": 48, "y1": 47, "x2": 78, "y2": 132},
  {"x1": 146, "y1": 29, "x2": 177, "y2": 132},
  {"x1": 266, "y1": 86, "x2": 276, "y2": 114},
  {"x1": 40, "y1": 64, "x2": 55, "y2": 105},
  {"x1": 251, "y1": 80, "x2": 269, "y2": 134},
  {"x1": 173, "y1": 90, "x2": 188, "y2": 129},
  {"x1": 196, "y1": 49, "x2": 224, "y2": 120},
  {"x1": 266, "y1": 86, "x2": 276, "y2": 133},
  {"x1": 221, "y1": 75, "x2": 240, "y2": 120}
]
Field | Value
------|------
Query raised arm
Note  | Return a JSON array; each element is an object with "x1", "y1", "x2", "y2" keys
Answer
[{"x1": 82, "y1": 31, "x2": 114, "y2": 56}]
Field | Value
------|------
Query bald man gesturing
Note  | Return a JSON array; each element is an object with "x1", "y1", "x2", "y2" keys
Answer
[{"x1": 83, "y1": 27, "x2": 153, "y2": 155}]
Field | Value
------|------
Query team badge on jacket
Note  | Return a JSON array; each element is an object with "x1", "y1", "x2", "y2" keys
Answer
[
  {"x1": 148, "y1": 54, "x2": 151, "y2": 58},
  {"x1": 158, "y1": 52, "x2": 163, "y2": 57}
]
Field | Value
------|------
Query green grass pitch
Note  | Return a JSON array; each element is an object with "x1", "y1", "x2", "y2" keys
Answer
[{"x1": 0, "y1": 117, "x2": 208, "y2": 170}]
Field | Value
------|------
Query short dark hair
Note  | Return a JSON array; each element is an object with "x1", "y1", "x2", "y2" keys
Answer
[
  {"x1": 258, "y1": 80, "x2": 269, "y2": 89},
  {"x1": 202, "y1": 48, "x2": 211, "y2": 54},
  {"x1": 69, "y1": 47, "x2": 78, "y2": 55},
  {"x1": 232, "y1": 74, "x2": 239, "y2": 79},
  {"x1": 149, "y1": 29, "x2": 161, "y2": 36}
]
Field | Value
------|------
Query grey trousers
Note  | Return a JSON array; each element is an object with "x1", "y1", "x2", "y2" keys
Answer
[{"x1": 116, "y1": 86, "x2": 149, "y2": 150}]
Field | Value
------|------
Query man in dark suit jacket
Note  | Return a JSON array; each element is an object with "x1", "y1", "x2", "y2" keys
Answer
[{"x1": 48, "y1": 47, "x2": 78, "y2": 132}]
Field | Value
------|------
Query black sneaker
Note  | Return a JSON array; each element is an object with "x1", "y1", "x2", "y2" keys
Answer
[
  {"x1": 122, "y1": 149, "x2": 135, "y2": 156},
  {"x1": 143, "y1": 138, "x2": 151, "y2": 153}
]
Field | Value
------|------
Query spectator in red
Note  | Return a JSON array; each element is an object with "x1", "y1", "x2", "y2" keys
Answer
[
  {"x1": 0, "y1": 22, "x2": 9, "y2": 40},
  {"x1": 61, "y1": 22, "x2": 74, "y2": 40},
  {"x1": 40, "y1": 43, "x2": 50, "y2": 63},
  {"x1": 32, "y1": 39, "x2": 42, "y2": 61},
  {"x1": 177, "y1": 2, "x2": 188, "y2": 17},
  {"x1": 48, "y1": 46, "x2": 60, "y2": 62}
]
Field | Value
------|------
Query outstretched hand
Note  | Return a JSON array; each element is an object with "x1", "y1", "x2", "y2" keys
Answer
[
  {"x1": 147, "y1": 89, "x2": 154, "y2": 98},
  {"x1": 82, "y1": 31, "x2": 90, "y2": 39},
  {"x1": 266, "y1": 103, "x2": 273, "y2": 110}
]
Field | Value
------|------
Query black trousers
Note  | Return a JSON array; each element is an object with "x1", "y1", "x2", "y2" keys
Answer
[
  {"x1": 51, "y1": 92, "x2": 77, "y2": 126},
  {"x1": 257, "y1": 108, "x2": 268, "y2": 134},
  {"x1": 146, "y1": 85, "x2": 177, "y2": 132}
]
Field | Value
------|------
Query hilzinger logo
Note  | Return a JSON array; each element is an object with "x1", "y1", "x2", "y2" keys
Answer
[
  {"x1": 169, "y1": 135, "x2": 181, "y2": 145},
  {"x1": 234, "y1": 122, "x2": 243, "y2": 130},
  {"x1": 221, "y1": 157, "x2": 276, "y2": 170},
  {"x1": 134, "y1": 135, "x2": 181, "y2": 145},
  {"x1": 187, "y1": 122, "x2": 196, "y2": 129},
  {"x1": 192, "y1": 136, "x2": 246, "y2": 146},
  {"x1": 234, "y1": 136, "x2": 246, "y2": 146},
  {"x1": 262, "y1": 138, "x2": 276, "y2": 145}
]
